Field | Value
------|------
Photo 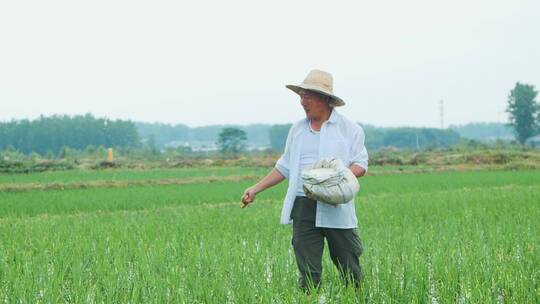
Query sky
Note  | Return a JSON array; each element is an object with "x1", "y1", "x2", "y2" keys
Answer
[{"x1": 1, "y1": 0, "x2": 539, "y2": 128}]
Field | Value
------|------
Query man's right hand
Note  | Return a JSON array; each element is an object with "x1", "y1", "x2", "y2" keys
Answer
[
  {"x1": 240, "y1": 168, "x2": 285, "y2": 209},
  {"x1": 241, "y1": 186, "x2": 258, "y2": 208}
]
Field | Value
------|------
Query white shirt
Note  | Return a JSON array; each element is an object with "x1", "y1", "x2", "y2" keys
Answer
[
  {"x1": 275, "y1": 109, "x2": 369, "y2": 228},
  {"x1": 296, "y1": 129, "x2": 320, "y2": 196}
]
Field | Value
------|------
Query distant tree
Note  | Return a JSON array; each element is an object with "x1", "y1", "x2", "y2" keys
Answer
[
  {"x1": 449, "y1": 122, "x2": 514, "y2": 141},
  {"x1": 217, "y1": 128, "x2": 247, "y2": 156},
  {"x1": 269, "y1": 124, "x2": 292, "y2": 152},
  {"x1": 146, "y1": 134, "x2": 159, "y2": 155},
  {"x1": 381, "y1": 128, "x2": 460, "y2": 150},
  {"x1": 135, "y1": 122, "x2": 190, "y2": 148},
  {"x1": 360, "y1": 124, "x2": 385, "y2": 150},
  {"x1": 58, "y1": 146, "x2": 71, "y2": 159},
  {"x1": 176, "y1": 145, "x2": 192, "y2": 154},
  {"x1": 506, "y1": 82, "x2": 539, "y2": 144}
]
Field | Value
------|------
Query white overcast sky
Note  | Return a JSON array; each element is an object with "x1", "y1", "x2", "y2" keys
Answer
[{"x1": 1, "y1": 0, "x2": 539, "y2": 127}]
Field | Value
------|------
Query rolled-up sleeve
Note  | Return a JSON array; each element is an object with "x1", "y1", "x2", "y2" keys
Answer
[
  {"x1": 275, "y1": 126, "x2": 293, "y2": 179},
  {"x1": 350, "y1": 127, "x2": 369, "y2": 173}
]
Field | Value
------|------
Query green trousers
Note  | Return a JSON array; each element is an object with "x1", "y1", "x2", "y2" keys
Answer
[{"x1": 291, "y1": 196, "x2": 363, "y2": 290}]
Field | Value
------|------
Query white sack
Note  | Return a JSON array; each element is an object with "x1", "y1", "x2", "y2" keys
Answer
[{"x1": 301, "y1": 157, "x2": 360, "y2": 205}]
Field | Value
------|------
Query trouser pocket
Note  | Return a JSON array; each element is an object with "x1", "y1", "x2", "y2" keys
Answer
[
  {"x1": 291, "y1": 196, "x2": 316, "y2": 223},
  {"x1": 351, "y1": 228, "x2": 364, "y2": 257}
]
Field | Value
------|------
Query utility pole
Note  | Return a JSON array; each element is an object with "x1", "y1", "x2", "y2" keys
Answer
[{"x1": 439, "y1": 100, "x2": 444, "y2": 129}]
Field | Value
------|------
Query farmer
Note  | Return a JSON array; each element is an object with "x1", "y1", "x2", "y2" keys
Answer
[{"x1": 241, "y1": 69, "x2": 369, "y2": 291}]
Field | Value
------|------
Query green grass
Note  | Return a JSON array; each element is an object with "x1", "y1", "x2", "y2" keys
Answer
[{"x1": 0, "y1": 168, "x2": 539, "y2": 302}]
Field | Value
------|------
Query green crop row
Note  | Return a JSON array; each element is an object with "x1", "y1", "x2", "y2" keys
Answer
[
  {"x1": 0, "y1": 167, "x2": 269, "y2": 185},
  {"x1": 0, "y1": 170, "x2": 538, "y2": 219}
]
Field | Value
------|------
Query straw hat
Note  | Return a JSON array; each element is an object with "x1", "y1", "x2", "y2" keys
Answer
[{"x1": 286, "y1": 69, "x2": 345, "y2": 107}]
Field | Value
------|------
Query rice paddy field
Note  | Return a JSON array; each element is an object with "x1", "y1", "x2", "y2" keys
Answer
[{"x1": 0, "y1": 166, "x2": 539, "y2": 303}]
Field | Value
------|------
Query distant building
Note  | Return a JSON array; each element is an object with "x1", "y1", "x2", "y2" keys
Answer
[
  {"x1": 163, "y1": 140, "x2": 218, "y2": 152},
  {"x1": 164, "y1": 140, "x2": 269, "y2": 152},
  {"x1": 164, "y1": 141, "x2": 190, "y2": 149},
  {"x1": 245, "y1": 144, "x2": 271, "y2": 152},
  {"x1": 187, "y1": 141, "x2": 219, "y2": 152}
]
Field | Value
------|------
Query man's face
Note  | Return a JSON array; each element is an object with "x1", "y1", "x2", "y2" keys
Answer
[{"x1": 299, "y1": 90, "x2": 331, "y2": 119}]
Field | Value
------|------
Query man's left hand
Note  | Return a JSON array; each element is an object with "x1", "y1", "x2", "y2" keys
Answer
[{"x1": 349, "y1": 164, "x2": 366, "y2": 177}]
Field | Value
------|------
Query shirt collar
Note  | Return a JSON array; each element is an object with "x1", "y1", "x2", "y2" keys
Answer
[
  {"x1": 328, "y1": 108, "x2": 338, "y2": 124},
  {"x1": 303, "y1": 108, "x2": 339, "y2": 127}
]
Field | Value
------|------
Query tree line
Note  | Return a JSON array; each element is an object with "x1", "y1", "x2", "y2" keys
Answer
[
  {"x1": 0, "y1": 115, "x2": 511, "y2": 156},
  {"x1": 0, "y1": 114, "x2": 139, "y2": 155}
]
